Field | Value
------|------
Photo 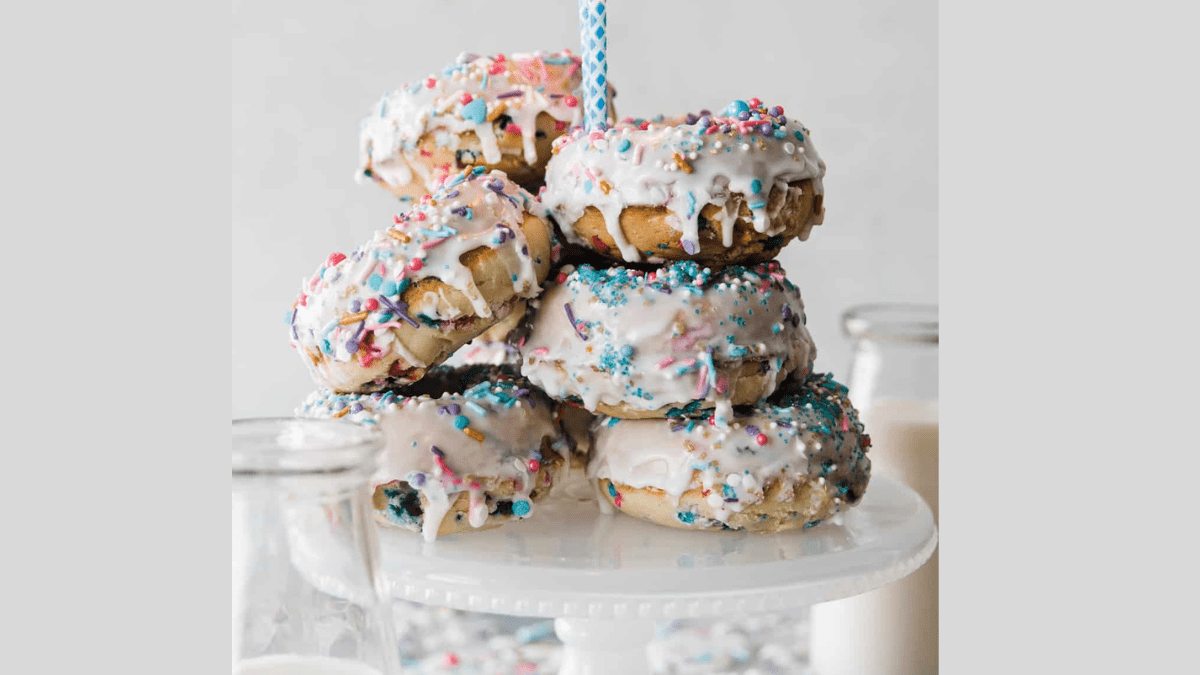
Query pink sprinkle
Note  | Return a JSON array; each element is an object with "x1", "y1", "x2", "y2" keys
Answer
[
  {"x1": 715, "y1": 374, "x2": 728, "y2": 393},
  {"x1": 657, "y1": 356, "x2": 676, "y2": 369},
  {"x1": 421, "y1": 237, "x2": 448, "y2": 250},
  {"x1": 589, "y1": 130, "x2": 604, "y2": 141},
  {"x1": 678, "y1": 358, "x2": 697, "y2": 368},
  {"x1": 532, "y1": 347, "x2": 550, "y2": 357},
  {"x1": 506, "y1": 123, "x2": 523, "y2": 135},
  {"x1": 841, "y1": 415, "x2": 850, "y2": 432},
  {"x1": 633, "y1": 144, "x2": 644, "y2": 165},
  {"x1": 695, "y1": 366, "x2": 710, "y2": 398}
]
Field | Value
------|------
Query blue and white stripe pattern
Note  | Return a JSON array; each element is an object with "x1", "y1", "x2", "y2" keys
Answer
[{"x1": 578, "y1": 0, "x2": 608, "y2": 130}]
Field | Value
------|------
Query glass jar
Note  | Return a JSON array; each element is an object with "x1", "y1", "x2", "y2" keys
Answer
[
  {"x1": 233, "y1": 418, "x2": 401, "y2": 674},
  {"x1": 811, "y1": 304, "x2": 939, "y2": 675}
]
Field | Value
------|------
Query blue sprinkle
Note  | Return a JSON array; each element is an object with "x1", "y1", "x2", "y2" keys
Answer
[
  {"x1": 722, "y1": 484, "x2": 736, "y2": 500},
  {"x1": 686, "y1": 191, "x2": 696, "y2": 218},
  {"x1": 511, "y1": 500, "x2": 531, "y2": 517},
  {"x1": 460, "y1": 97, "x2": 487, "y2": 124},
  {"x1": 749, "y1": 201, "x2": 766, "y2": 209},
  {"x1": 607, "y1": 482, "x2": 618, "y2": 497},
  {"x1": 725, "y1": 99, "x2": 749, "y2": 117},
  {"x1": 465, "y1": 401, "x2": 488, "y2": 416},
  {"x1": 366, "y1": 274, "x2": 383, "y2": 291},
  {"x1": 677, "y1": 511, "x2": 696, "y2": 524},
  {"x1": 617, "y1": 138, "x2": 631, "y2": 152},
  {"x1": 321, "y1": 339, "x2": 332, "y2": 354},
  {"x1": 794, "y1": 129, "x2": 805, "y2": 142},
  {"x1": 453, "y1": 415, "x2": 469, "y2": 429},
  {"x1": 750, "y1": 179, "x2": 763, "y2": 194},
  {"x1": 584, "y1": 180, "x2": 594, "y2": 194},
  {"x1": 379, "y1": 280, "x2": 397, "y2": 296}
]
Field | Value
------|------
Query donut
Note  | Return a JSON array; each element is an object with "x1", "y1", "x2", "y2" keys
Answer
[
  {"x1": 540, "y1": 101, "x2": 826, "y2": 265},
  {"x1": 358, "y1": 50, "x2": 615, "y2": 201},
  {"x1": 296, "y1": 366, "x2": 566, "y2": 541},
  {"x1": 589, "y1": 373, "x2": 871, "y2": 532},
  {"x1": 520, "y1": 260, "x2": 816, "y2": 422},
  {"x1": 289, "y1": 169, "x2": 553, "y2": 393}
]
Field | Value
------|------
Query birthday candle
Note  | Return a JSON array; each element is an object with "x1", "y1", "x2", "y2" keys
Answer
[{"x1": 578, "y1": 0, "x2": 608, "y2": 130}]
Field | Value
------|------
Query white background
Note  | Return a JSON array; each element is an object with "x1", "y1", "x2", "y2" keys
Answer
[{"x1": 232, "y1": 0, "x2": 937, "y2": 417}]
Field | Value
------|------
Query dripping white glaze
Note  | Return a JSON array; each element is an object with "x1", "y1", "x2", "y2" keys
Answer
[
  {"x1": 358, "y1": 51, "x2": 594, "y2": 195},
  {"x1": 520, "y1": 261, "x2": 815, "y2": 422},
  {"x1": 296, "y1": 378, "x2": 563, "y2": 542},
  {"x1": 289, "y1": 170, "x2": 549, "y2": 389},
  {"x1": 540, "y1": 103, "x2": 825, "y2": 262}
]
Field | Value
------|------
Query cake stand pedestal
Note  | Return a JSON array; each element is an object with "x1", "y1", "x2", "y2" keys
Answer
[{"x1": 379, "y1": 474, "x2": 937, "y2": 675}]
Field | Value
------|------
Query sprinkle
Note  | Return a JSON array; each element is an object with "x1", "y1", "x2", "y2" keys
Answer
[
  {"x1": 527, "y1": 459, "x2": 540, "y2": 472},
  {"x1": 511, "y1": 500, "x2": 531, "y2": 516},
  {"x1": 430, "y1": 445, "x2": 445, "y2": 458},
  {"x1": 532, "y1": 347, "x2": 550, "y2": 357},
  {"x1": 462, "y1": 427, "x2": 485, "y2": 442},
  {"x1": 453, "y1": 415, "x2": 469, "y2": 429},
  {"x1": 376, "y1": 295, "x2": 418, "y2": 327},
  {"x1": 750, "y1": 179, "x2": 763, "y2": 194},
  {"x1": 746, "y1": 425, "x2": 760, "y2": 436},
  {"x1": 681, "y1": 238, "x2": 699, "y2": 255},
  {"x1": 598, "y1": 180, "x2": 612, "y2": 195},
  {"x1": 672, "y1": 152, "x2": 693, "y2": 173},
  {"x1": 386, "y1": 229, "x2": 410, "y2": 243},
  {"x1": 617, "y1": 138, "x2": 631, "y2": 152},
  {"x1": 331, "y1": 406, "x2": 349, "y2": 418},
  {"x1": 486, "y1": 102, "x2": 508, "y2": 122},
  {"x1": 589, "y1": 235, "x2": 610, "y2": 253},
  {"x1": 460, "y1": 97, "x2": 487, "y2": 124},
  {"x1": 408, "y1": 258, "x2": 423, "y2": 271},
  {"x1": 657, "y1": 356, "x2": 676, "y2": 369},
  {"x1": 465, "y1": 401, "x2": 489, "y2": 416},
  {"x1": 756, "y1": 433, "x2": 769, "y2": 446},
  {"x1": 563, "y1": 94, "x2": 578, "y2": 107},
  {"x1": 564, "y1": 302, "x2": 588, "y2": 340},
  {"x1": 326, "y1": 252, "x2": 346, "y2": 267},
  {"x1": 496, "y1": 90, "x2": 523, "y2": 99},
  {"x1": 446, "y1": 403, "x2": 461, "y2": 415},
  {"x1": 338, "y1": 311, "x2": 369, "y2": 325}
]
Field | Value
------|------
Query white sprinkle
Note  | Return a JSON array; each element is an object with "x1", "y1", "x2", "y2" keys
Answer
[
  {"x1": 783, "y1": 142, "x2": 796, "y2": 154},
  {"x1": 740, "y1": 143, "x2": 750, "y2": 151}
]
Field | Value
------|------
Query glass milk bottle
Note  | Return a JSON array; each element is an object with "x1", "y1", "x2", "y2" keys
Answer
[
  {"x1": 811, "y1": 304, "x2": 939, "y2": 675},
  {"x1": 233, "y1": 418, "x2": 401, "y2": 675}
]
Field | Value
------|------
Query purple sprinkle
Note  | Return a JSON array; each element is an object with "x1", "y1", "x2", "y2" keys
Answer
[
  {"x1": 564, "y1": 302, "x2": 588, "y2": 341},
  {"x1": 684, "y1": 113, "x2": 698, "y2": 125},
  {"x1": 430, "y1": 445, "x2": 445, "y2": 458},
  {"x1": 698, "y1": 116, "x2": 711, "y2": 128},
  {"x1": 445, "y1": 403, "x2": 461, "y2": 415},
  {"x1": 782, "y1": 304, "x2": 792, "y2": 319},
  {"x1": 496, "y1": 90, "x2": 523, "y2": 99},
  {"x1": 778, "y1": 115, "x2": 787, "y2": 125},
  {"x1": 746, "y1": 425, "x2": 760, "y2": 436},
  {"x1": 521, "y1": 245, "x2": 528, "y2": 255},
  {"x1": 778, "y1": 421, "x2": 793, "y2": 428},
  {"x1": 550, "y1": 93, "x2": 564, "y2": 99},
  {"x1": 671, "y1": 424, "x2": 686, "y2": 432},
  {"x1": 352, "y1": 320, "x2": 366, "y2": 340},
  {"x1": 349, "y1": 299, "x2": 361, "y2": 312},
  {"x1": 445, "y1": 190, "x2": 460, "y2": 198},
  {"x1": 334, "y1": 401, "x2": 347, "y2": 409},
  {"x1": 437, "y1": 406, "x2": 448, "y2": 415},
  {"x1": 699, "y1": 109, "x2": 712, "y2": 116},
  {"x1": 377, "y1": 295, "x2": 419, "y2": 328},
  {"x1": 681, "y1": 239, "x2": 699, "y2": 255},
  {"x1": 487, "y1": 179, "x2": 505, "y2": 193},
  {"x1": 451, "y1": 206, "x2": 468, "y2": 216},
  {"x1": 724, "y1": 498, "x2": 739, "y2": 503},
  {"x1": 737, "y1": 111, "x2": 751, "y2": 121},
  {"x1": 351, "y1": 403, "x2": 364, "y2": 413},
  {"x1": 515, "y1": 388, "x2": 530, "y2": 398},
  {"x1": 411, "y1": 473, "x2": 426, "y2": 487},
  {"x1": 346, "y1": 340, "x2": 358, "y2": 353}
]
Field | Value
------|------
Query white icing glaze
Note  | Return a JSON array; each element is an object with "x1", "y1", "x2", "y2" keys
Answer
[
  {"x1": 520, "y1": 261, "x2": 815, "y2": 421},
  {"x1": 588, "y1": 374, "x2": 870, "y2": 525},
  {"x1": 541, "y1": 102, "x2": 825, "y2": 262},
  {"x1": 359, "y1": 51, "x2": 601, "y2": 195},
  {"x1": 296, "y1": 375, "x2": 562, "y2": 542},
  {"x1": 289, "y1": 170, "x2": 548, "y2": 389}
]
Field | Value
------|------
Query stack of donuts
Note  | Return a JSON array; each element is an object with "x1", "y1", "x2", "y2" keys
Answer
[{"x1": 289, "y1": 49, "x2": 872, "y2": 538}]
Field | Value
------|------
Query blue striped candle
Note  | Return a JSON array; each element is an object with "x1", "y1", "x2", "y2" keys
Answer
[{"x1": 578, "y1": 0, "x2": 608, "y2": 130}]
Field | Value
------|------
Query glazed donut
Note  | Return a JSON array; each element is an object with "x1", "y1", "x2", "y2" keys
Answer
[
  {"x1": 358, "y1": 50, "x2": 615, "y2": 201},
  {"x1": 289, "y1": 169, "x2": 552, "y2": 393},
  {"x1": 296, "y1": 366, "x2": 566, "y2": 541},
  {"x1": 520, "y1": 260, "x2": 816, "y2": 422},
  {"x1": 540, "y1": 101, "x2": 825, "y2": 265},
  {"x1": 590, "y1": 373, "x2": 871, "y2": 532}
]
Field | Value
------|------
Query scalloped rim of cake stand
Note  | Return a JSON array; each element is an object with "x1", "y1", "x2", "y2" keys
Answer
[{"x1": 379, "y1": 474, "x2": 936, "y2": 619}]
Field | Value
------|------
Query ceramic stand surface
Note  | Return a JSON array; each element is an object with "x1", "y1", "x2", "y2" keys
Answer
[{"x1": 379, "y1": 474, "x2": 937, "y2": 675}]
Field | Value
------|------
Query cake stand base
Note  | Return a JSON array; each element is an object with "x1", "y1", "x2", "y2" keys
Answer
[{"x1": 379, "y1": 474, "x2": 937, "y2": 675}]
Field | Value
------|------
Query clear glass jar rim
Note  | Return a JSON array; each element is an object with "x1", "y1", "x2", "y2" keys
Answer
[
  {"x1": 233, "y1": 417, "x2": 384, "y2": 476},
  {"x1": 842, "y1": 303, "x2": 938, "y2": 343}
]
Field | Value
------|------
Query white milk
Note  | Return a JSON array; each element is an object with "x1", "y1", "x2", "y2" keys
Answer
[
  {"x1": 233, "y1": 655, "x2": 386, "y2": 675},
  {"x1": 812, "y1": 400, "x2": 939, "y2": 675}
]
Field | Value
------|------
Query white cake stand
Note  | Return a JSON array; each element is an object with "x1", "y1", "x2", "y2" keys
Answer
[{"x1": 379, "y1": 474, "x2": 937, "y2": 675}]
